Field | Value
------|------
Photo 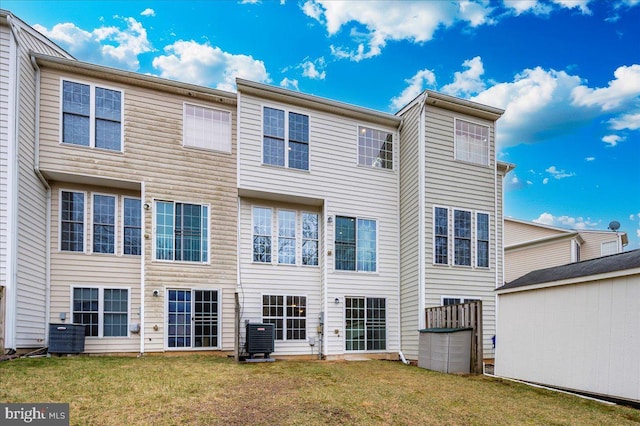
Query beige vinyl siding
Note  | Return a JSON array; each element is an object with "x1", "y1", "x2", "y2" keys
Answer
[
  {"x1": 239, "y1": 198, "x2": 322, "y2": 355},
  {"x1": 580, "y1": 232, "x2": 622, "y2": 260},
  {"x1": 504, "y1": 220, "x2": 570, "y2": 246},
  {"x1": 38, "y1": 68, "x2": 238, "y2": 353},
  {"x1": 505, "y1": 239, "x2": 573, "y2": 283},
  {"x1": 398, "y1": 102, "x2": 421, "y2": 359},
  {"x1": 238, "y1": 92, "x2": 400, "y2": 357},
  {"x1": 423, "y1": 105, "x2": 498, "y2": 357}
]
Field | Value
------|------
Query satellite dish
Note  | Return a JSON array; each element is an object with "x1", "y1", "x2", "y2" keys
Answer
[{"x1": 608, "y1": 221, "x2": 621, "y2": 231}]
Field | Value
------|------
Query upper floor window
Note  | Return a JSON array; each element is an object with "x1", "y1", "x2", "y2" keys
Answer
[
  {"x1": 455, "y1": 119, "x2": 489, "y2": 166},
  {"x1": 123, "y1": 198, "x2": 142, "y2": 256},
  {"x1": 61, "y1": 190, "x2": 85, "y2": 252},
  {"x1": 358, "y1": 126, "x2": 393, "y2": 170},
  {"x1": 335, "y1": 216, "x2": 377, "y2": 272},
  {"x1": 263, "y1": 107, "x2": 309, "y2": 170},
  {"x1": 476, "y1": 213, "x2": 489, "y2": 268},
  {"x1": 93, "y1": 194, "x2": 116, "y2": 254},
  {"x1": 454, "y1": 209, "x2": 472, "y2": 266},
  {"x1": 62, "y1": 80, "x2": 122, "y2": 151},
  {"x1": 155, "y1": 201, "x2": 209, "y2": 262},
  {"x1": 302, "y1": 213, "x2": 319, "y2": 266},
  {"x1": 434, "y1": 207, "x2": 449, "y2": 265},
  {"x1": 601, "y1": 241, "x2": 618, "y2": 256},
  {"x1": 252, "y1": 207, "x2": 272, "y2": 263},
  {"x1": 183, "y1": 104, "x2": 231, "y2": 152}
]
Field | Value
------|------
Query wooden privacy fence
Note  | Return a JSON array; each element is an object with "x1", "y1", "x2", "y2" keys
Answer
[{"x1": 425, "y1": 300, "x2": 483, "y2": 374}]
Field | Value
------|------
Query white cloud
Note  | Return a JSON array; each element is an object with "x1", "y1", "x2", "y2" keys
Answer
[
  {"x1": 280, "y1": 78, "x2": 299, "y2": 90},
  {"x1": 533, "y1": 212, "x2": 599, "y2": 230},
  {"x1": 301, "y1": 58, "x2": 326, "y2": 80},
  {"x1": 34, "y1": 17, "x2": 152, "y2": 70},
  {"x1": 472, "y1": 66, "x2": 585, "y2": 147},
  {"x1": 542, "y1": 177, "x2": 549, "y2": 184},
  {"x1": 511, "y1": 176, "x2": 519, "y2": 184},
  {"x1": 609, "y1": 112, "x2": 640, "y2": 130},
  {"x1": 585, "y1": 156, "x2": 595, "y2": 161},
  {"x1": 140, "y1": 8, "x2": 155, "y2": 17},
  {"x1": 504, "y1": 0, "x2": 591, "y2": 15},
  {"x1": 602, "y1": 134, "x2": 624, "y2": 147},
  {"x1": 302, "y1": 1, "x2": 495, "y2": 61},
  {"x1": 630, "y1": 213, "x2": 640, "y2": 221},
  {"x1": 546, "y1": 165, "x2": 576, "y2": 179},
  {"x1": 152, "y1": 40, "x2": 270, "y2": 91},
  {"x1": 571, "y1": 64, "x2": 640, "y2": 111},
  {"x1": 637, "y1": 229, "x2": 640, "y2": 238},
  {"x1": 441, "y1": 56, "x2": 486, "y2": 97},
  {"x1": 390, "y1": 68, "x2": 436, "y2": 110}
]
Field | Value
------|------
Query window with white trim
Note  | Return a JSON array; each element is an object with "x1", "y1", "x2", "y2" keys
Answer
[
  {"x1": 92, "y1": 194, "x2": 116, "y2": 254},
  {"x1": 434, "y1": 207, "x2": 449, "y2": 265},
  {"x1": 302, "y1": 213, "x2": 319, "y2": 266},
  {"x1": 601, "y1": 241, "x2": 618, "y2": 256},
  {"x1": 155, "y1": 201, "x2": 209, "y2": 262},
  {"x1": 262, "y1": 295, "x2": 307, "y2": 340},
  {"x1": 263, "y1": 107, "x2": 309, "y2": 170},
  {"x1": 476, "y1": 212, "x2": 489, "y2": 267},
  {"x1": 455, "y1": 119, "x2": 489, "y2": 166},
  {"x1": 358, "y1": 126, "x2": 393, "y2": 170},
  {"x1": 442, "y1": 296, "x2": 480, "y2": 306},
  {"x1": 345, "y1": 297, "x2": 386, "y2": 351},
  {"x1": 252, "y1": 207, "x2": 272, "y2": 263},
  {"x1": 61, "y1": 191, "x2": 85, "y2": 252},
  {"x1": 278, "y1": 210, "x2": 296, "y2": 265},
  {"x1": 123, "y1": 198, "x2": 141, "y2": 256},
  {"x1": 73, "y1": 287, "x2": 129, "y2": 337},
  {"x1": 454, "y1": 209, "x2": 472, "y2": 266},
  {"x1": 335, "y1": 216, "x2": 377, "y2": 272},
  {"x1": 62, "y1": 80, "x2": 122, "y2": 151},
  {"x1": 183, "y1": 104, "x2": 231, "y2": 152}
]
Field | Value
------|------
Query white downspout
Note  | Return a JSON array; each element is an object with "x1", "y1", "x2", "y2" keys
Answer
[
  {"x1": 30, "y1": 55, "x2": 52, "y2": 346},
  {"x1": 139, "y1": 181, "x2": 146, "y2": 355},
  {"x1": 418, "y1": 93, "x2": 428, "y2": 330},
  {"x1": 5, "y1": 14, "x2": 21, "y2": 351}
]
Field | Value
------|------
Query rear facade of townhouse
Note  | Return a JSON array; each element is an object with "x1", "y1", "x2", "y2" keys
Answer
[{"x1": 1, "y1": 9, "x2": 512, "y2": 361}]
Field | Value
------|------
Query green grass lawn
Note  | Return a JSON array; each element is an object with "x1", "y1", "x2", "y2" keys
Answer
[{"x1": 1, "y1": 355, "x2": 638, "y2": 425}]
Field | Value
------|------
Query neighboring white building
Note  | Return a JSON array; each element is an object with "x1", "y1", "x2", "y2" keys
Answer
[{"x1": 496, "y1": 249, "x2": 640, "y2": 404}]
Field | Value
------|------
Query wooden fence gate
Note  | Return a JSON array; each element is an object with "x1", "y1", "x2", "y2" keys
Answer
[{"x1": 425, "y1": 300, "x2": 483, "y2": 374}]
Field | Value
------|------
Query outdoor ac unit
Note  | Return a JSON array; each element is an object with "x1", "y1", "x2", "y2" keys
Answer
[
  {"x1": 48, "y1": 323, "x2": 86, "y2": 354},
  {"x1": 245, "y1": 323, "x2": 275, "y2": 358}
]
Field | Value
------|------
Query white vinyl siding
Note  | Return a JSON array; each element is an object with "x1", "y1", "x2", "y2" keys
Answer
[
  {"x1": 183, "y1": 103, "x2": 231, "y2": 153},
  {"x1": 238, "y1": 89, "x2": 400, "y2": 357}
]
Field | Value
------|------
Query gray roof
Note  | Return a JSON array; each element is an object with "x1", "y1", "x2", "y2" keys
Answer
[{"x1": 498, "y1": 249, "x2": 640, "y2": 291}]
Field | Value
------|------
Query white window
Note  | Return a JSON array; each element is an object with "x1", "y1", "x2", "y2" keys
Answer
[
  {"x1": 72, "y1": 287, "x2": 129, "y2": 337},
  {"x1": 476, "y1": 212, "x2": 489, "y2": 268},
  {"x1": 601, "y1": 241, "x2": 618, "y2": 256},
  {"x1": 183, "y1": 104, "x2": 231, "y2": 152},
  {"x1": 61, "y1": 80, "x2": 123, "y2": 151},
  {"x1": 302, "y1": 212, "x2": 319, "y2": 266},
  {"x1": 166, "y1": 289, "x2": 220, "y2": 348},
  {"x1": 60, "y1": 190, "x2": 86, "y2": 252},
  {"x1": 455, "y1": 119, "x2": 489, "y2": 166},
  {"x1": 335, "y1": 216, "x2": 377, "y2": 272},
  {"x1": 454, "y1": 209, "x2": 472, "y2": 266},
  {"x1": 252, "y1": 207, "x2": 272, "y2": 263},
  {"x1": 92, "y1": 194, "x2": 116, "y2": 254},
  {"x1": 263, "y1": 107, "x2": 309, "y2": 170},
  {"x1": 441, "y1": 296, "x2": 480, "y2": 306},
  {"x1": 262, "y1": 295, "x2": 307, "y2": 341},
  {"x1": 278, "y1": 210, "x2": 296, "y2": 265},
  {"x1": 123, "y1": 198, "x2": 142, "y2": 256},
  {"x1": 434, "y1": 207, "x2": 449, "y2": 265},
  {"x1": 155, "y1": 201, "x2": 209, "y2": 262},
  {"x1": 345, "y1": 297, "x2": 386, "y2": 351},
  {"x1": 358, "y1": 126, "x2": 393, "y2": 170}
]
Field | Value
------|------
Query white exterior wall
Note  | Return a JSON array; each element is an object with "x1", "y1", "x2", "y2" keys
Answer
[
  {"x1": 423, "y1": 104, "x2": 499, "y2": 357},
  {"x1": 237, "y1": 90, "x2": 400, "y2": 357},
  {"x1": 496, "y1": 274, "x2": 640, "y2": 403},
  {"x1": 0, "y1": 22, "x2": 10, "y2": 351},
  {"x1": 398, "y1": 102, "x2": 422, "y2": 360}
]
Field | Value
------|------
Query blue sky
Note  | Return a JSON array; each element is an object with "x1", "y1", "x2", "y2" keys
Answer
[{"x1": 6, "y1": 0, "x2": 640, "y2": 249}]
